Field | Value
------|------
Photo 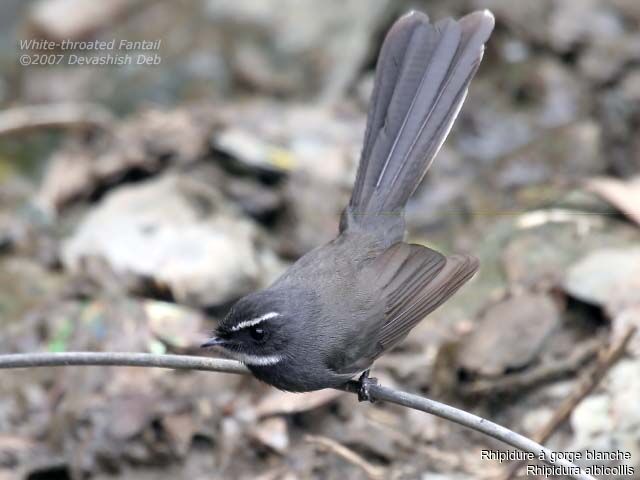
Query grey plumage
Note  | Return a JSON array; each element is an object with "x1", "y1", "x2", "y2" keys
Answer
[
  {"x1": 205, "y1": 10, "x2": 495, "y2": 392},
  {"x1": 345, "y1": 10, "x2": 494, "y2": 241}
]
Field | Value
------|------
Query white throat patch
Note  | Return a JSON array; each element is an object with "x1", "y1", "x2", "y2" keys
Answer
[
  {"x1": 231, "y1": 311, "x2": 280, "y2": 332},
  {"x1": 227, "y1": 351, "x2": 283, "y2": 366}
]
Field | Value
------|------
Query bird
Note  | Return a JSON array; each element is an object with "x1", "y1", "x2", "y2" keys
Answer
[{"x1": 202, "y1": 9, "x2": 495, "y2": 393}]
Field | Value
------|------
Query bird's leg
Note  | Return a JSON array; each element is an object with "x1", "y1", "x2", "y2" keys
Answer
[{"x1": 357, "y1": 369, "x2": 378, "y2": 403}]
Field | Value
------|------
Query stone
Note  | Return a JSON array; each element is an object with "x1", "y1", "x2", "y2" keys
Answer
[
  {"x1": 564, "y1": 247, "x2": 640, "y2": 311},
  {"x1": 457, "y1": 293, "x2": 561, "y2": 377},
  {"x1": 570, "y1": 360, "x2": 640, "y2": 472},
  {"x1": 62, "y1": 173, "x2": 284, "y2": 306}
]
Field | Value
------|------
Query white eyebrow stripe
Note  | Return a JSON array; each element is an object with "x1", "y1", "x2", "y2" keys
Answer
[
  {"x1": 228, "y1": 351, "x2": 283, "y2": 366},
  {"x1": 230, "y1": 312, "x2": 280, "y2": 332}
]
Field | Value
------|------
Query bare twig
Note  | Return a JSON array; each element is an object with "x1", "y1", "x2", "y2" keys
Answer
[
  {"x1": 0, "y1": 351, "x2": 248, "y2": 374},
  {"x1": 460, "y1": 339, "x2": 601, "y2": 397},
  {"x1": 0, "y1": 351, "x2": 595, "y2": 480},
  {"x1": 346, "y1": 382, "x2": 595, "y2": 480},
  {"x1": 305, "y1": 434, "x2": 385, "y2": 479},
  {"x1": 502, "y1": 326, "x2": 637, "y2": 480},
  {"x1": 0, "y1": 103, "x2": 113, "y2": 137}
]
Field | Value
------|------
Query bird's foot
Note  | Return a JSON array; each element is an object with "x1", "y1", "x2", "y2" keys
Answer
[{"x1": 357, "y1": 369, "x2": 378, "y2": 403}]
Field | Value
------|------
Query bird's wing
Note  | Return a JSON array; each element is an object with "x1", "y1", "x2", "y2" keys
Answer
[
  {"x1": 329, "y1": 242, "x2": 478, "y2": 376},
  {"x1": 372, "y1": 243, "x2": 478, "y2": 353}
]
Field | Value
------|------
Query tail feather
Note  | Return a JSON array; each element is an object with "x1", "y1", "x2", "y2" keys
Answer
[
  {"x1": 344, "y1": 10, "x2": 494, "y2": 238},
  {"x1": 353, "y1": 12, "x2": 426, "y2": 203}
]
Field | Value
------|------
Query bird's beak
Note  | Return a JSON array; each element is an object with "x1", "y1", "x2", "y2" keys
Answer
[{"x1": 200, "y1": 337, "x2": 226, "y2": 348}]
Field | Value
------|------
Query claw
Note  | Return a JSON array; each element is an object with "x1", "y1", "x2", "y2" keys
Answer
[{"x1": 357, "y1": 369, "x2": 378, "y2": 403}]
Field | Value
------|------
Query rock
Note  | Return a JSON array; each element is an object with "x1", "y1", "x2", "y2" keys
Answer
[
  {"x1": 521, "y1": 407, "x2": 554, "y2": 434},
  {"x1": 222, "y1": 176, "x2": 283, "y2": 222},
  {"x1": 203, "y1": 0, "x2": 390, "y2": 100},
  {"x1": 28, "y1": 0, "x2": 141, "y2": 41},
  {"x1": 144, "y1": 300, "x2": 205, "y2": 349},
  {"x1": 570, "y1": 359, "x2": 640, "y2": 473},
  {"x1": 564, "y1": 247, "x2": 640, "y2": 313},
  {"x1": 355, "y1": 73, "x2": 374, "y2": 110},
  {"x1": 474, "y1": 0, "x2": 552, "y2": 44},
  {"x1": 106, "y1": 394, "x2": 156, "y2": 440},
  {"x1": 0, "y1": 434, "x2": 36, "y2": 471},
  {"x1": 457, "y1": 57, "x2": 589, "y2": 166},
  {"x1": 213, "y1": 101, "x2": 362, "y2": 186},
  {"x1": 421, "y1": 474, "x2": 469, "y2": 480},
  {"x1": 37, "y1": 146, "x2": 93, "y2": 213},
  {"x1": 405, "y1": 146, "x2": 472, "y2": 231},
  {"x1": 282, "y1": 172, "x2": 349, "y2": 257},
  {"x1": 496, "y1": 121, "x2": 603, "y2": 190},
  {"x1": 571, "y1": 394, "x2": 614, "y2": 449},
  {"x1": 0, "y1": 257, "x2": 63, "y2": 331},
  {"x1": 0, "y1": 174, "x2": 39, "y2": 256},
  {"x1": 555, "y1": 188, "x2": 621, "y2": 215},
  {"x1": 501, "y1": 216, "x2": 634, "y2": 288},
  {"x1": 597, "y1": 88, "x2": 640, "y2": 177},
  {"x1": 232, "y1": 42, "x2": 304, "y2": 96},
  {"x1": 457, "y1": 293, "x2": 561, "y2": 377},
  {"x1": 621, "y1": 69, "x2": 640, "y2": 102},
  {"x1": 50, "y1": 296, "x2": 154, "y2": 353},
  {"x1": 579, "y1": 34, "x2": 640, "y2": 84},
  {"x1": 213, "y1": 127, "x2": 293, "y2": 175},
  {"x1": 456, "y1": 84, "x2": 535, "y2": 164},
  {"x1": 608, "y1": 0, "x2": 640, "y2": 22},
  {"x1": 324, "y1": 405, "x2": 405, "y2": 464},
  {"x1": 162, "y1": 412, "x2": 197, "y2": 458},
  {"x1": 503, "y1": 222, "x2": 576, "y2": 288},
  {"x1": 61, "y1": 173, "x2": 284, "y2": 307},
  {"x1": 37, "y1": 108, "x2": 217, "y2": 213},
  {"x1": 548, "y1": 0, "x2": 624, "y2": 53},
  {"x1": 212, "y1": 101, "x2": 362, "y2": 255},
  {"x1": 375, "y1": 351, "x2": 435, "y2": 384},
  {"x1": 535, "y1": 59, "x2": 588, "y2": 128},
  {"x1": 255, "y1": 389, "x2": 343, "y2": 418}
]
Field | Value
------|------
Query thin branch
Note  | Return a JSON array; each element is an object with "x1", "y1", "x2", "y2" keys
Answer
[
  {"x1": 502, "y1": 325, "x2": 637, "y2": 480},
  {"x1": 0, "y1": 351, "x2": 594, "y2": 480},
  {"x1": 305, "y1": 434, "x2": 385, "y2": 479},
  {"x1": 0, "y1": 103, "x2": 113, "y2": 137},
  {"x1": 460, "y1": 338, "x2": 601, "y2": 397},
  {"x1": 0, "y1": 352, "x2": 248, "y2": 374}
]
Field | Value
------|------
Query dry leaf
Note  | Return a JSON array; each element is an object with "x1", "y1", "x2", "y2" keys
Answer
[
  {"x1": 249, "y1": 417, "x2": 289, "y2": 453},
  {"x1": 586, "y1": 176, "x2": 640, "y2": 227}
]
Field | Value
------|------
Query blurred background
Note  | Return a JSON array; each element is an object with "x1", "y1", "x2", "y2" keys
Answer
[{"x1": 1, "y1": 0, "x2": 639, "y2": 479}]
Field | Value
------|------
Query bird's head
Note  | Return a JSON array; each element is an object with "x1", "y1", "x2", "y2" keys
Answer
[{"x1": 201, "y1": 289, "x2": 306, "y2": 367}]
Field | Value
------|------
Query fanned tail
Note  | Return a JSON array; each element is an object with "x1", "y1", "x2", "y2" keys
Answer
[{"x1": 343, "y1": 10, "x2": 494, "y2": 240}]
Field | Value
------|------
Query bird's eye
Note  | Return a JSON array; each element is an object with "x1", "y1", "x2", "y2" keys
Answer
[{"x1": 249, "y1": 325, "x2": 266, "y2": 341}]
